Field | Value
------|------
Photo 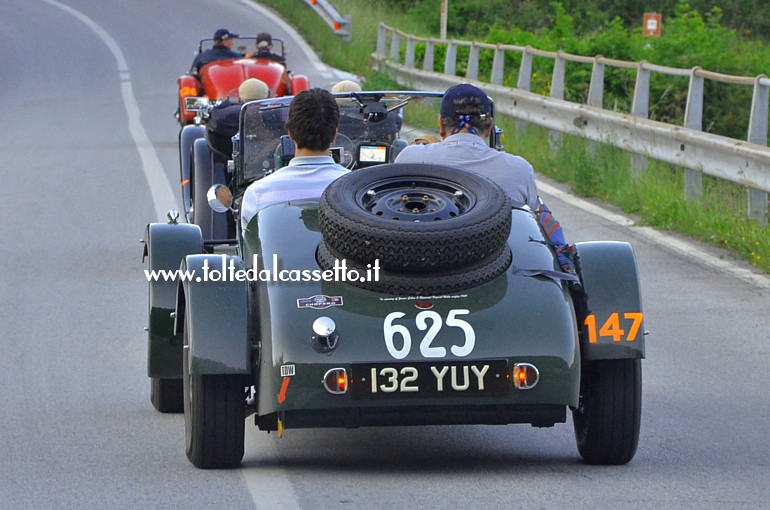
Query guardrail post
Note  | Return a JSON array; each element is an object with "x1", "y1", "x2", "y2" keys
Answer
[
  {"x1": 423, "y1": 40, "x2": 435, "y2": 72},
  {"x1": 550, "y1": 52, "x2": 566, "y2": 100},
  {"x1": 466, "y1": 43, "x2": 479, "y2": 81},
  {"x1": 405, "y1": 36, "x2": 416, "y2": 69},
  {"x1": 549, "y1": 52, "x2": 567, "y2": 146},
  {"x1": 631, "y1": 62, "x2": 651, "y2": 177},
  {"x1": 491, "y1": 45, "x2": 504, "y2": 85},
  {"x1": 587, "y1": 56, "x2": 605, "y2": 108},
  {"x1": 684, "y1": 67, "x2": 704, "y2": 202},
  {"x1": 517, "y1": 46, "x2": 533, "y2": 91},
  {"x1": 748, "y1": 188, "x2": 769, "y2": 227},
  {"x1": 389, "y1": 31, "x2": 401, "y2": 62},
  {"x1": 444, "y1": 41, "x2": 457, "y2": 76},
  {"x1": 376, "y1": 24, "x2": 387, "y2": 59},
  {"x1": 747, "y1": 75, "x2": 769, "y2": 226},
  {"x1": 586, "y1": 56, "x2": 605, "y2": 156},
  {"x1": 514, "y1": 46, "x2": 533, "y2": 134}
]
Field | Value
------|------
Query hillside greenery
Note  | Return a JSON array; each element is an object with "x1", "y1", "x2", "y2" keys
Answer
[{"x1": 257, "y1": 0, "x2": 769, "y2": 273}]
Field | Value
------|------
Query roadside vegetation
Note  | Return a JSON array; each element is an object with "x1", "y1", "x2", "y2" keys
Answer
[{"x1": 258, "y1": 0, "x2": 769, "y2": 273}]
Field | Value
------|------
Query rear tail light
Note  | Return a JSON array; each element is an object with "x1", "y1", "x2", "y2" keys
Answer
[
  {"x1": 323, "y1": 368, "x2": 348, "y2": 394},
  {"x1": 512, "y1": 363, "x2": 539, "y2": 390}
]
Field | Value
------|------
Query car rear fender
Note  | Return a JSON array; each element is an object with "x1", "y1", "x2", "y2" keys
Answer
[
  {"x1": 175, "y1": 254, "x2": 250, "y2": 376},
  {"x1": 179, "y1": 125, "x2": 205, "y2": 221},
  {"x1": 178, "y1": 74, "x2": 200, "y2": 123},
  {"x1": 574, "y1": 241, "x2": 645, "y2": 360},
  {"x1": 290, "y1": 74, "x2": 309, "y2": 95},
  {"x1": 144, "y1": 222, "x2": 203, "y2": 377}
]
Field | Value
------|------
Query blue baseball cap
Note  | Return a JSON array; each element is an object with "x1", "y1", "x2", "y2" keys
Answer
[
  {"x1": 440, "y1": 83, "x2": 492, "y2": 119},
  {"x1": 214, "y1": 28, "x2": 239, "y2": 40}
]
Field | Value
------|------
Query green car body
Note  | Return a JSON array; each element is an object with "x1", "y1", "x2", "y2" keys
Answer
[{"x1": 144, "y1": 91, "x2": 645, "y2": 468}]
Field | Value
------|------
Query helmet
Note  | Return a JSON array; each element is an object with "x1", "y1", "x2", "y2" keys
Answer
[
  {"x1": 239, "y1": 78, "x2": 269, "y2": 101},
  {"x1": 331, "y1": 80, "x2": 362, "y2": 93}
]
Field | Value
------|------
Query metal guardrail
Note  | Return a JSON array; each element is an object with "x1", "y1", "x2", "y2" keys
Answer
[
  {"x1": 374, "y1": 23, "x2": 770, "y2": 226},
  {"x1": 304, "y1": 0, "x2": 351, "y2": 41}
]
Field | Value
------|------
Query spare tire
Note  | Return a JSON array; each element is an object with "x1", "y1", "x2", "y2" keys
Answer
[
  {"x1": 318, "y1": 164, "x2": 511, "y2": 273},
  {"x1": 316, "y1": 240, "x2": 512, "y2": 296}
]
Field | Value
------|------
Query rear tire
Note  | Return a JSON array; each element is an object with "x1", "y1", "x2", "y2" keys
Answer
[
  {"x1": 150, "y1": 377, "x2": 183, "y2": 413},
  {"x1": 573, "y1": 359, "x2": 642, "y2": 465},
  {"x1": 183, "y1": 314, "x2": 245, "y2": 469}
]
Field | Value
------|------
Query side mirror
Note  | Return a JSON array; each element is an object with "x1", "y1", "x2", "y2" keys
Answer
[
  {"x1": 185, "y1": 96, "x2": 210, "y2": 112},
  {"x1": 207, "y1": 184, "x2": 233, "y2": 213}
]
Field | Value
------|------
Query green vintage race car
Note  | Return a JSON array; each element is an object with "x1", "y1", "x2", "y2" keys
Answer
[{"x1": 143, "y1": 91, "x2": 645, "y2": 469}]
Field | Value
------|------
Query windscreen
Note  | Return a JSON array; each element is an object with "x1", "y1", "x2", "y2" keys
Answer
[
  {"x1": 198, "y1": 37, "x2": 285, "y2": 58},
  {"x1": 238, "y1": 93, "x2": 445, "y2": 185}
]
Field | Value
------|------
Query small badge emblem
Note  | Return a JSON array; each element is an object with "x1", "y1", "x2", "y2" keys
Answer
[
  {"x1": 415, "y1": 299, "x2": 434, "y2": 310},
  {"x1": 297, "y1": 295, "x2": 344, "y2": 310}
]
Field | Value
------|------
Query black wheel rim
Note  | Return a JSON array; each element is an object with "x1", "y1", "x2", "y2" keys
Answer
[{"x1": 356, "y1": 177, "x2": 475, "y2": 222}]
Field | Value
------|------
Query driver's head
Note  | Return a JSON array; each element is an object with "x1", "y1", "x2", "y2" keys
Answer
[
  {"x1": 439, "y1": 83, "x2": 493, "y2": 137},
  {"x1": 256, "y1": 32, "x2": 273, "y2": 50},
  {"x1": 214, "y1": 28, "x2": 238, "y2": 48},
  {"x1": 238, "y1": 78, "x2": 269, "y2": 101},
  {"x1": 285, "y1": 88, "x2": 340, "y2": 151}
]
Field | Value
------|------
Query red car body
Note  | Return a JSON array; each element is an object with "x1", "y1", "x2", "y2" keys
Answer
[{"x1": 177, "y1": 38, "x2": 309, "y2": 125}]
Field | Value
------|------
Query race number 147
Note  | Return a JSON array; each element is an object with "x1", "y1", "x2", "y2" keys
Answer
[{"x1": 583, "y1": 312, "x2": 643, "y2": 343}]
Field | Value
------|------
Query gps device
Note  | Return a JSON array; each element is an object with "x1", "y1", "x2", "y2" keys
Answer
[{"x1": 355, "y1": 142, "x2": 390, "y2": 167}]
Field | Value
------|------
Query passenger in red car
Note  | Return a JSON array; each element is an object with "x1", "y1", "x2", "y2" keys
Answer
[{"x1": 246, "y1": 32, "x2": 286, "y2": 65}]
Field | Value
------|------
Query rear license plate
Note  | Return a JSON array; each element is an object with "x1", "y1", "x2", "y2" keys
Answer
[{"x1": 350, "y1": 359, "x2": 508, "y2": 399}]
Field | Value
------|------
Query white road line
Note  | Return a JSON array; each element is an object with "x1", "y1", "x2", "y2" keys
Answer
[
  {"x1": 242, "y1": 429, "x2": 301, "y2": 510},
  {"x1": 538, "y1": 180, "x2": 770, "y2": 290},
  {"x1": 42, "y1": 0, "x2": 178, "y2": 223}
]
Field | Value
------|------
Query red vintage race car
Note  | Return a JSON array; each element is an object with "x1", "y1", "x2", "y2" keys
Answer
[{"x1": 176, "y1": 36, "x2": 309, "y2": 125}]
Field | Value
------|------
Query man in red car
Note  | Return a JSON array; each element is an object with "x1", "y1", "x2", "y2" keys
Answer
[{"x1": 190, "y1": 28, "x2": 242, "y2": 75}]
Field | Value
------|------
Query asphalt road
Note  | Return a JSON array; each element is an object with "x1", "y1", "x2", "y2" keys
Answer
[{"x1": 1, "y1": 1, "x2": 769, "y2": 509}]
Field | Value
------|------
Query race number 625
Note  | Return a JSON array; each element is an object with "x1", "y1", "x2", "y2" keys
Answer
[{"x1": 383, "y1": 309, "x2": 476, "y2": 360}]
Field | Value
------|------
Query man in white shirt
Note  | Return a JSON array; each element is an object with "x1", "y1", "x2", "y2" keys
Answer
[{"x1": 240, "y1": 88, "x2": 350, "y2": 230}]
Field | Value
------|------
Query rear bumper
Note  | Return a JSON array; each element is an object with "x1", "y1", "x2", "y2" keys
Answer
[{"x1": 256, "y1": 404, "x2": 566, "y2": 431}]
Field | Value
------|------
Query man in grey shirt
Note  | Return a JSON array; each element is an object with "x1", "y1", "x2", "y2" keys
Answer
[{"x1": 395, "y1": 83, "x2": 574, "y2": 274}]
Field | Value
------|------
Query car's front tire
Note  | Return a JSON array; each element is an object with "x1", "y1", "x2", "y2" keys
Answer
[
  {"x1": 183, "y1": 314, "x2": 245, "y2": 469},
  {"x1": 573, "y1": 358, "x2": 641, "y2": 465}
]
